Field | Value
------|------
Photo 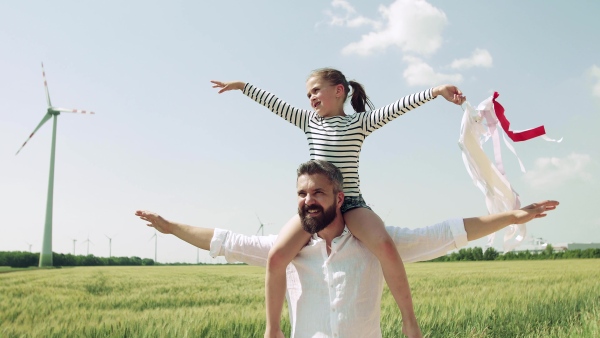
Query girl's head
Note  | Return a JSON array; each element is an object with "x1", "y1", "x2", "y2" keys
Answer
[{"x1": 306, "y1": 68, "x2": 374, "y2": 117}]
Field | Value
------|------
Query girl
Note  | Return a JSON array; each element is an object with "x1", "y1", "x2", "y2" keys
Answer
[{"x1": 211, "y1": 69, "x2": 464, "y2": 338}]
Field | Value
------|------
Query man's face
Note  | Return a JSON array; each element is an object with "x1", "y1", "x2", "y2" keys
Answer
[{"x1": 296, "y1": 173, "x2": 341, "y2": 234}]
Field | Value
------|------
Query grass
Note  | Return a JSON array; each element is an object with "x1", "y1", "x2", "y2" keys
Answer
[{"x1": 0, "y1": 261, "x2": 598, "y2": 337}]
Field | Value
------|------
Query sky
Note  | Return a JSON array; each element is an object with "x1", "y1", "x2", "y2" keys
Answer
[{"x1": 1, "y1": 0, "x2": 598, "y2": 264}]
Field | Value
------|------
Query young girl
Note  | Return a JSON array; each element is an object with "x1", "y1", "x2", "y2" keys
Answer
[{"x1": 211, "y1": 69, "x2": 464, "y2": 338}]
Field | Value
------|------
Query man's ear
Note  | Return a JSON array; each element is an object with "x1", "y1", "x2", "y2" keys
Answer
[{"x1": 337, "y1": 191, "x2": 344, "y2": 207}]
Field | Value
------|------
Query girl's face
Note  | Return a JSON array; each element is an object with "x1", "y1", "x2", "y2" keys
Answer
[{"x1": 306, "y1": 76, "x2": 345, "y2": 117}]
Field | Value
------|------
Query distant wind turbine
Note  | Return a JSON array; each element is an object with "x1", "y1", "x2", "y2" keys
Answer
[
  {"x1": 150, "y1": 232, "x2": 158, "y2": 263},
  {"x1": 255, "y1": 214, "x2": 267, "y2": 236},
  {"x1": 15, "y1": 63, "x2": 95, "y2": 267},
  {"x1": 25, "y1": 242, "x2": 33, "y2": 253},
  {"x1": 105, "y1": 234, "x2": 116, "y2": 258},
  {"x1": 82, "y1": 235, "x2": 94, "y2": 256},
  {"x1": 71, "y1": 238, "x2": 77, "y2": 255}
]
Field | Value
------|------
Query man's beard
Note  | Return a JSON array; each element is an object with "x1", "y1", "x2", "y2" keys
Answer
[{"x1": 299, "y1": 200, "x2": 337, "y2": 234}]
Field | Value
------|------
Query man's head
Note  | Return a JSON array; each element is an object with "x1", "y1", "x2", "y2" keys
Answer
[{"x1": 296, "y1": 160, "x2": 344, "y2": 234}]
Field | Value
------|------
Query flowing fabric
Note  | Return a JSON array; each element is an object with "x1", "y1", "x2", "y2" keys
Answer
[
  {"x1": 459, "y1": 100, "x2": 524, "y2": 251},
  {"x1": 459, "y1": 93, "x2": 561, "y2": 251}
]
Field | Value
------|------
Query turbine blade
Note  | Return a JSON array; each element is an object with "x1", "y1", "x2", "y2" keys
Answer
[
  {"x1": 54, "y1": 107, "x2": 95, "y2": 115},
  {"x1": 41, "y1": 63, "x2": 52, "y2": 108},
  {"x1": 15, "y1": 113, "x2": 53, "y2": 155}
]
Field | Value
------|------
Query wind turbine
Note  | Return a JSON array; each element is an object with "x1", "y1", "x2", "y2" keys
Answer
[
  {"x1": 25, "y1": 242, "x2": 33, "y2": 253},
  {"x1": 71, "y1": 238, "x2": 77, "y2": 255},
  {"x1": 82, "y1": 235, "x2": 94, "y2": 256},
  {"x1": 255, "y1": 214, "x2": 266, "y2": 236},
  {"x1": 149, "y1": 232, "x2": 158, "y2": 263},
  {"x1": 15, "y1": 63, "x2": 95, "y2": 267},
  {"x1": 105, "y1": 234, "x2": 116, "y2": 258}
]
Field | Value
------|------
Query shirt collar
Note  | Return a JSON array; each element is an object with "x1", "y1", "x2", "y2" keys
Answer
[{"x1": 309, "y1": 226, "x2": 351, "y2": 244}]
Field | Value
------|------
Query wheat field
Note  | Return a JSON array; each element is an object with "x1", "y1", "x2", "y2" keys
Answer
[{"x1": 1, "y1": 260, "x2": 599, "y2": 337}]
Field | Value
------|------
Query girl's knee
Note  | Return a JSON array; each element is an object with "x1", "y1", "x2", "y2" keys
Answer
[{"x1": 267, "y1": 248, "x2": 292, "y2": 270}]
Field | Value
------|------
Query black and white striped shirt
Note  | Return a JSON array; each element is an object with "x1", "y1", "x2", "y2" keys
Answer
[{"x1": 243, "y1": 83, "x2": 435, "y2": 197}]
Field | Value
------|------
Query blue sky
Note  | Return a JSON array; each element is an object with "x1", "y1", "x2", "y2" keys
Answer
[{"x1": 1, "y1": 0, "x2": 598, "y2": 263}]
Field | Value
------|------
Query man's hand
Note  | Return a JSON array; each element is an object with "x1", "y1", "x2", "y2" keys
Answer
[
  {"x1": 433, "y1": 84, "x2": 465, "y2": 105},
  {"x1": 513, "y1": 200, "x2": 559, "y2": 224},
  {"x1": 135, "y1": 210, "x2": 173, "y2": 234},
  {"x1": 211, "y1": 80, "x2": 245, "y2": 94}
]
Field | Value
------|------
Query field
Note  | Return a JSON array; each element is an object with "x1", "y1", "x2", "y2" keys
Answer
[{"x1": 1, "y1": 260, "x2": 599, "y2": 337}]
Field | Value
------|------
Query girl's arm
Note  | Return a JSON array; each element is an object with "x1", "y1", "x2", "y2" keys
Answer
[
  {"x1": 361, "y1": 84, "x2": 465, "y2": 134},
  {"x1": 211, "y1": 80, "x2": 312, "y2": 130}
]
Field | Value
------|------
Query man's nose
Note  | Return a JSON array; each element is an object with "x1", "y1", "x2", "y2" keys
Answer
[{"x1": 304, "y1": 193, "x2": 316, "y2": 205}]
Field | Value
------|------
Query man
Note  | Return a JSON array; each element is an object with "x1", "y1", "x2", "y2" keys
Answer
[{"x1": 136, "y1": 160, "x2": 558, "y2": 338}]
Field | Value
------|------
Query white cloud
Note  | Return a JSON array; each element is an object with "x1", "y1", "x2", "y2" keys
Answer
[
  {"x1": 338, "y1": 0, "x2": 448, "y2": 56},
  {"x1": 523, "y1": 153, "x2": 592, "y2": 189},
  {"x1": 324, "y1": 0, "x2": 381, "y2": 29},
  {"x1": 450, "y1": 48, "x2": 493, "y2": 70},
  {"x1": 403, "y1": 56, "x2": 462, "y2": 86},
  {"x1": 589, "y1": 65, "x2": 600, "y2": 98}
]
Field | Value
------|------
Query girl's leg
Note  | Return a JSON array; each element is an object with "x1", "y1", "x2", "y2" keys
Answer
[
  {"x1": 344, "y1": 208, "x2": 421, "y2": 337},
  {"x1": 265, "y1": 214, "x2": 311, "y2": 337}
]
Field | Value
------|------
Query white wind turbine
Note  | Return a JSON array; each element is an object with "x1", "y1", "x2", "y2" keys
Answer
[
  {"x1": 149, "y1": 232, "x2": 158, "y2": 263},
  {"x1": 15, "y1": 63, "x2": 95, "y2": 267},
  {"x1": 71, "y1": 238, "x2": 77, "y2": 255},
  {"x1": 82, "y1": 235, "x2": 94, "y2": 256},
  {"x1": 105, "y1": 233, "x2": 117, "y2": 258},
  {"x1": 255, "y1": 214, "x2": 268, "y2": 236}
]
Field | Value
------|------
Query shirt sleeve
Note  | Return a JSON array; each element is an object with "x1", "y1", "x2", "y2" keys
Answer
[
  {"x1": 243, "y1": 83, "x2": 312, "y2": 132},
  {"x1": 386, "y1": 218, "x2": 468, "y2": 263},
  {"x1": 209, "y1": 228, "x2": 276, "y2": 267},
  {"x1": 359, "y1": 88, "x2": 434, "y2": 135}
]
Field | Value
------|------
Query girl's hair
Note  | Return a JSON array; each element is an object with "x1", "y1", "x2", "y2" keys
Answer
[{"x1": 308, "y1": 68, "x2": 375, "y2": 113}]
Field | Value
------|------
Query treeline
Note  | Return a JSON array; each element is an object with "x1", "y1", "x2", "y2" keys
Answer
[
  {"x1": 427, "y1": 245, "x2": 600, "y2": 262},
  {"x1": 0, "y1": 251, "x2": 156, "y2": 268}
]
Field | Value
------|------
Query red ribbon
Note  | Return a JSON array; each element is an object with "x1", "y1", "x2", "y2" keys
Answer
[{"x1": 492, "y1": 92, "x2": 546, "y2": 142}]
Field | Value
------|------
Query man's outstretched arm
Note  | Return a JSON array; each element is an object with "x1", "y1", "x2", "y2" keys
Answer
[
  {"x1": 464, "y1": 200, "x2": 559, "y2": 241},
  {"x1": 386, "y1": 200, "x2": 559, "y2": 263},
  {"x1": 136, "y1": 210, "x2": 214, "y2": 250},
  {"x1": 135, "y1": 210, "x2": 274, "y2": 266}
]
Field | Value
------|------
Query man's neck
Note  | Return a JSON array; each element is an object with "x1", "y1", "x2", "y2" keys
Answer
[{"x1": 316, "y1": 215, "x2": 345, "y2": 248}]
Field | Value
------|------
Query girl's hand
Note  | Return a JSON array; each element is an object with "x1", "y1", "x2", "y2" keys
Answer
[
  {"x1": 433, "y1": 84, "x2": 466, "y2": 105},
  {"x1": 211, "y1": 80, "x2": 245, "y2": 93}
]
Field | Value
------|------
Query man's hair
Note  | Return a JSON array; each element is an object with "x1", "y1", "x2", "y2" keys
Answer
[{"x1": 296, "y1": 160, "x2": 343, "y2": 193}]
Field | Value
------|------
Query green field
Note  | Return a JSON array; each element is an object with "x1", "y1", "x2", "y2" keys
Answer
[{"x1": 1, "y1": 260, "x2": 599, "y2": 337}]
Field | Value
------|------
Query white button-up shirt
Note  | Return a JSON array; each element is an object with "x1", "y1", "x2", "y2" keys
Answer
[{"x1": 209, "y1": 219, "x2": 467, "y2": 338}]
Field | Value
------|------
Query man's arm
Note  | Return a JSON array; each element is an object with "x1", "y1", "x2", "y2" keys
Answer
[
  {"x1": 463, "y1": 200, "x2": 559, "y2": 241},
  {"x1": 135, "y1": 210, "x2": 214, "y2": 249},
  {"x1": 135, "y1": 210, "x2": 274, "y2": 266},
  {"x1": 386, "y1": 200, "x2": 559, "y2": 263}
]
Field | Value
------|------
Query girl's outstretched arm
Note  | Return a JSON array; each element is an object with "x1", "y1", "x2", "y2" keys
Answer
[{"x1": 211, "y1": 80, "x2": 245, "y2": 93}]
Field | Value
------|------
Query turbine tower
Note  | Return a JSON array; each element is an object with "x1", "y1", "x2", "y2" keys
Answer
[
  {"x1": 15, "y1": 63, "x2": 95, "y2": 267},
  {"x1": 105, "y1": 234, "x2": 116, "y2": 258},
  {"x1": 150, "y1": 232, "x2": 158, "y2": 263},
  {"x1": 82, "y1": 235, "x2": 94, "y2": 256}
]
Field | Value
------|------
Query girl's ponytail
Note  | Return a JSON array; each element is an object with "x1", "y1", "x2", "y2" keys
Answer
[{"x1": 348, "y1": 80, "x2": 374, "y2": 113}]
